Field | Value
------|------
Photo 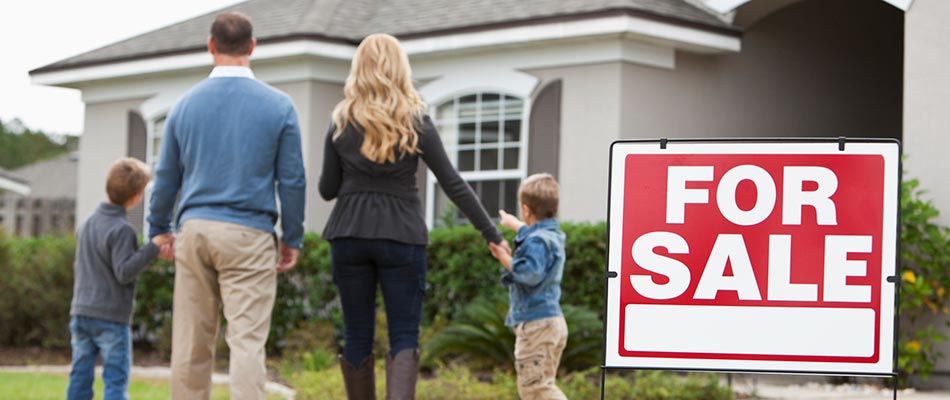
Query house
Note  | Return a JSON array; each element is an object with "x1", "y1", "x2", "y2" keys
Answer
[
  {"x1": 0, "y1": 168, "x2": 31, "y2": 233},
  {"x1": 28, "y1": 0, "x2": 950, "y2": 384},
  {"x1": 0, "y1": 153, "x2": 78, "y2": 236}
]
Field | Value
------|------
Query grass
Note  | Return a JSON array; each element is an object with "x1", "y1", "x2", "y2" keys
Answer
[{"x1": 0, "y1": 371, "x2": 284, "y2": 400}]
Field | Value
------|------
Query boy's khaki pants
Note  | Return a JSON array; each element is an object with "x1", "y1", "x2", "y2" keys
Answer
[
  {"x1": 514, "y1": 315, "x2": 569, "y2": 400},
  {"x1": 170, "y1": 219, "x2": 277, "y2": 400}
]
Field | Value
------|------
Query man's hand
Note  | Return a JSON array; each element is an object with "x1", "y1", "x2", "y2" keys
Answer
[
  {"x1": 158, "y1": 243, "x2": 175, "y2": 261},
  {"x1": 498, "y1": 209, "x2": 525, "y2": 232},
  {"x1": 489, "y1": 242, "x2": 513, "y2": 271},
  {"x1": 152, "y1": 232, "x2": 173, "y2": 247},
  {"x1": 277, "y1": 242, "x2": 300, "y2": 272}
]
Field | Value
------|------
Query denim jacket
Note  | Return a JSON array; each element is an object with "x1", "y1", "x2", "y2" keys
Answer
[{"x1": 502, "y1": 218, "x2": 566, "y2": 327}]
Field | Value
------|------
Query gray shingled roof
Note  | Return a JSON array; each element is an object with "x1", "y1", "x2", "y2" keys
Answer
[
  {"x1": 11, "y1": 153, "x2": 78, "y2": 199},
  {"x1": 34, "y1": 0, "x2": 735, "y2": 73}
]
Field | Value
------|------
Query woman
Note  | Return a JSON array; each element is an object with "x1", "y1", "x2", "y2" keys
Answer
[{"x1": 318, "y1": 33, "x2": 509, "y2": 400}]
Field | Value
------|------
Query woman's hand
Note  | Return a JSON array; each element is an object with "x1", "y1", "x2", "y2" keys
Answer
[
  {"x1": 489, "y1": 241, "x2": 513, "y2": 271},
  {"x1": 498, "y1": 209, "x2": 525, "y2": 232}
]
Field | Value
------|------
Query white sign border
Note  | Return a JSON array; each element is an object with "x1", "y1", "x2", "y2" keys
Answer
[{"x1": 604, "y1": 139, "x2": 900, "y2": 376}]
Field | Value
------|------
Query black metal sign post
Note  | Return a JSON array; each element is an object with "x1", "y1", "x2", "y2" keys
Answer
[{"x1": 599, "y1": 137, "x2": 902, "y2": 400}]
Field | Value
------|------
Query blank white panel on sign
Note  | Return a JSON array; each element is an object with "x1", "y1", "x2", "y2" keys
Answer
[{"x1": 624, "y1": 305, "x2": 875, "y2": 357}]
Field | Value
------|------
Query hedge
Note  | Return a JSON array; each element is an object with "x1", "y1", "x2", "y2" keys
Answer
[{"x1": 0, "y1": 222, "x2": 608, "y2": 354}]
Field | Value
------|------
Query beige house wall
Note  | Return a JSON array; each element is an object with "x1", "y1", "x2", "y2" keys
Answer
[
  {"x1": 904, "y1": 0, "x2": 950, "y2": 227},
  {"x1": 307, "y1": 81, "x2": 343, "y2": 232},
  {"x1": 526, "y1": 63, "x2": 623, "y2": 223},
  {"x1": 903, "y1": 0, "x2": 950, "y2": 384},
  {"x1": 77, "y1": 98, "x2": 145, "y2": 223},
  {"x1": 620, "y1": 0, "x2": 902, "y2": 140},
  {"x1": 273, "y1": 79, "x2": 343, "y2": 232}
]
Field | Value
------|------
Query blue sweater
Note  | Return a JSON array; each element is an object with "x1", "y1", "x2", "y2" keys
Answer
[{"x1": 148, "y1": 74, "x2": 306, "y2": 247}]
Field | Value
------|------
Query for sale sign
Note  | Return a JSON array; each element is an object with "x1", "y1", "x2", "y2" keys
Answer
[{"x1": 604, "y1": 140, "x2": 899, "y2": 375}]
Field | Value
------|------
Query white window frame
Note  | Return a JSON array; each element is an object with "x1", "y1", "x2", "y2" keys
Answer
[
  {"x1": 424, "y1": 89, "x2": 531, "y2": 227},
  {"x1": 141, "y1": 114, "x2": 167, "y2": 236}
]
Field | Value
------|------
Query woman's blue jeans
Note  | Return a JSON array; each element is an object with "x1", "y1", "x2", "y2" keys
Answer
[{"x1": 331, "y1": 238, "x2": 427, "y2": 365}]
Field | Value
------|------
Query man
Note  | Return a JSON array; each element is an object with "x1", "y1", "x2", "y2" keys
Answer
[{"x1": 148, "y1": 12, "x2": 305, "y2": 399}]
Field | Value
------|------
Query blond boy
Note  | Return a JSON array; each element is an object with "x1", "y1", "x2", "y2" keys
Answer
[{"x1": 489, "y1": 173, "x2": 568, "y2": 400}]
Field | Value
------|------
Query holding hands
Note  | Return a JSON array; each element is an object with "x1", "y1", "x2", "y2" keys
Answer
[
  {"x1": 489, "y1": 209, "x2": 524, "y2": 271},
  {"x1": 152, "y1": 233, "x2": 176, "y2": 261}
]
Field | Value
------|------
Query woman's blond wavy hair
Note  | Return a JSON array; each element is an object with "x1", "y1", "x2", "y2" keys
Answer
[{"x1": 332, "y1": 33, "x2": 428, "y2": 164}]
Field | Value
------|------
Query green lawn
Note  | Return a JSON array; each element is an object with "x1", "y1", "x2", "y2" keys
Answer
[{"x1": 0, "y1": 371, "x2": 284, "y2": 400}]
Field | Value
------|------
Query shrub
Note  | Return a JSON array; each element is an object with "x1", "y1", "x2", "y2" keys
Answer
[
  {"x1": 0, "y1": 221, "x2": 607, "y2": 353},
  {"x1": 0, "y1": 233, "x2": 75, "y2": 348},
  {"x1": 423, "y1": 222, "x2": 607, "y2": 325},
  {"x1": 898, "y1": 178, "x2": 950, "y2": 382},
  {"x1": 423, "y1": 294, "x2": 603, "y2": 372}
]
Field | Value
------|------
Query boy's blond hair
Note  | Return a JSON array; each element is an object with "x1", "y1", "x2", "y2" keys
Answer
[
  {"x1": 106, "y1": 157, "x2": 152, "y2": 205},
  {"x1": 519, "y1": 173, "x2": 559, "y2": 219}
]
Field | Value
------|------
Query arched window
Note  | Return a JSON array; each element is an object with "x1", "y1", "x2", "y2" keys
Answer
[{"x1": 427, "y1": 92, "x2": 527, "y2": 226}]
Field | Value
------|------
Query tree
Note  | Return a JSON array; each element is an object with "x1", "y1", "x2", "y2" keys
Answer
[{"x1": 0, "y1": 118, "x2": 78, "y2": 170}]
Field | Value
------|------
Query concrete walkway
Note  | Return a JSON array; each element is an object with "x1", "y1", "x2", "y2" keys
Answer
[
  {"x1": 0, "y1": 365, "x2": 296, "y2": 399},
  {"x1": 729, "y1": 374, "x2": 950, "y2": 399}
]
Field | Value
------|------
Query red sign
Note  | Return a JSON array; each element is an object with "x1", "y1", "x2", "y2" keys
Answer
[{"x1": 605, "y1": 141, "x2": 898, "y2": 375}]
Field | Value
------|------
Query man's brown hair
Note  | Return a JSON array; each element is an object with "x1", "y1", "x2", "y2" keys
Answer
[
  {"x1": 106, "y1": 158, "x2": 152, "y2": 205},
  {"x1": 210, "y1": 12, "x2": 253, "y2": 55},
  {"x1": 519, "y1": 173, "x2": 560, "y2": 219}
]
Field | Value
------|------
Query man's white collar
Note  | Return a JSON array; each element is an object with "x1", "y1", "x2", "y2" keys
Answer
[{"x1": 209, "y1": 66, "x2": 255, "y2": 79}]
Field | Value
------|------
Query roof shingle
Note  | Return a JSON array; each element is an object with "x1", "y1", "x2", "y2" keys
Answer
[{"x1": 33, "y1": 0, "x2": 735, "y2": 73}]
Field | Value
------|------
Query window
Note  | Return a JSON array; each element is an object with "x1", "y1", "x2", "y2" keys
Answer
[
  {"x1": 32, "y1": 215, "x2": 41, "y2": 237},
  {"x1": 139, "y1": 115, "x2": 167, "y2": 236},
  {"x1": 428, "y1": 92, "x2": 527, "y2": 226},
  {"x1": 151, "y1": 116, "x2": 166, "y2": 167}
]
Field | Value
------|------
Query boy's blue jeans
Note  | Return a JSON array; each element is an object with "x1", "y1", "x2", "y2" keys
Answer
[
  {"x1": 331, "y1": 238, "x2": 427, "y2": 365},
  {"x1": 66, "y1": 315, "x2": 132, "y2": 400}
]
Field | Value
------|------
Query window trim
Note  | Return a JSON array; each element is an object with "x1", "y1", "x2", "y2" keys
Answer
[
  {"x1": 424, "y1": 89, "x2": 532, "y2": 227},
  {"x1": 141, "y1": 114, "x2": 166, "y2": 236}
]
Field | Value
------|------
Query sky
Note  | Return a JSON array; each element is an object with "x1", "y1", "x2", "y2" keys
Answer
[{"x1": 0, "y1": 0, "x2": 244, "y2": 135}]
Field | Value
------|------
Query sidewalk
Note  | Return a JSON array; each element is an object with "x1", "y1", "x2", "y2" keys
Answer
[
  {"x1": 729, "y1": 374, "x2": 950, "y2": 399},
  {"x1": 0, "y1": 365, "x2": 296, "y2": 399}
]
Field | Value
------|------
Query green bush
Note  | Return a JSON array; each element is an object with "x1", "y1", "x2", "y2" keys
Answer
[
  {"x1": 423, "y1": 294, "x2": 603, "y2": 372},
  {"x1": 0, "y1": 222, "x2": 606, "y2": 354},
  {"x1": 0, "y1": 233, "x2": 75, "y2": 348},
  {"x1": 898, "y1": 178, "x2": 950, "y2": 383},
  {"x1": 424, "y1": 222, "x2": 607, "y2": 324}
]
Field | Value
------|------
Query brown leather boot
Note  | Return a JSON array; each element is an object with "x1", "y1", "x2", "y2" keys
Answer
[
  {"x1": 340, "y1": 354, "x2": 376, "y2": 400},
  {"x1": 385, "y1": 349, "x2": 419, "y2": 400}
]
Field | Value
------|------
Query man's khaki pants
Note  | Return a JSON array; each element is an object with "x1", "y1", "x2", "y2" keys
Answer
[
  {"x1": 514, "y1": 315, "x2": 569, "y2": 400},
  {"x1": 170, "y1": 219, "x2": 277, "y2": 400}
]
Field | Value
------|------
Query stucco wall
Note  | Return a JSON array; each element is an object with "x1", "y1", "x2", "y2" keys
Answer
[
  {"x1": 904, "y1": 0, "x2": 950, "y2": 227},
  {"x1": 77, "y1": 98, "x2": 145, "y2": 224},
  {"x1": 903, "y1": 0, "x2": 950, "y2": 385},
  {"x1": 271, "y1": 80, "x2": 342, "y2": 233},
  {"x1": 526, "y1": 63, "x2": 623, "y2": 223},
  {"x1": 621, "y1": 0, "x2": 902, "y2": 140}
]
